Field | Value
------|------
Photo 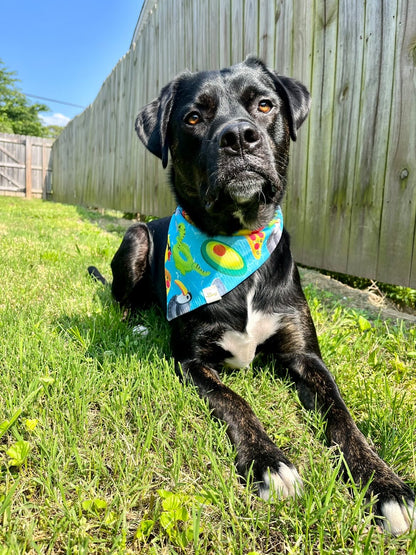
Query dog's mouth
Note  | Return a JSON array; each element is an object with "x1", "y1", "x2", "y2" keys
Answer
[
  {"x1": 226, "y1": 172, "x2": 265, "y2": 203},
  {"x1": 205, "y1": 167, "x2": 279, "y2": 210},
  {"x1": 203, "y1": 170, "x2": 280, "y2": 231}
]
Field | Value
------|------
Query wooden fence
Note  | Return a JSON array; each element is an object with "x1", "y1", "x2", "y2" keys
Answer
[
  {"x1": 52, "y1": 0, "x2": 416, "y2": 288},
  {"x1": 0, "y1": 133, "x2": 54, "y2": 199}
]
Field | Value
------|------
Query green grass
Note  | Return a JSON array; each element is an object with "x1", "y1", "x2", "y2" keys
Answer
[{"x1": 0, "y1": 197, "x2": 415, "y2": 554}]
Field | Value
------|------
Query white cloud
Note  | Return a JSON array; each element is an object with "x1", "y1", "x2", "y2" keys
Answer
[{"x1": 40, "y1": 113, "x2": 71, "y2": 127}]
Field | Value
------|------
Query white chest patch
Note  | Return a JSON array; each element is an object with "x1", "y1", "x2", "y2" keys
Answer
[{"x1": 218, "y1": 289, "x2": 281, "y2": 368}]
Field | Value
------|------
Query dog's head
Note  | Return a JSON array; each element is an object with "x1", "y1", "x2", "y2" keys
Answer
[{"x1": 136, "y1": 57, "x2": 310, "y2": 234}]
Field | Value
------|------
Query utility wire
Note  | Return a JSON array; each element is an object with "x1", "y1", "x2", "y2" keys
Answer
[{"x1": 24, "y1": 93, "x2": 86, "y2": 109}]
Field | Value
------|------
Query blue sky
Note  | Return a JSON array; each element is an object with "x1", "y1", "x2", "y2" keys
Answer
[{"x1": 0, "y1": 0, "x2": 144, "y2": 126}]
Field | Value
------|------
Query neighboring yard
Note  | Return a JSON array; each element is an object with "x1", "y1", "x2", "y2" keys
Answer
[{"x1": 0, "y1": 197, "x2": 415, "y2": 553}]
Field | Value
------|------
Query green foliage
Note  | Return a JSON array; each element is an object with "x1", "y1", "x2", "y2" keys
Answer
[
  {"x1": 6, "y1": 441, "x2": 30, "y2": 468},
  {"x1": 136, "y1": 489, "x2": 211, "y2": 548},
  {"x1": 44, "y1": 123, "x2": 65, "y2": 138},
  {"x1": 82, "y1": 498, "x2": 108, "y2": 513},
  {"x1": 379, "y1": 283, "x2": 416, "y2": 309},
  {"x1": 0, "y1": 59, "x2": 51, "y2": 137},
  {"x1": 358, "y1": 314, "x2": 372, "y2": 332},
  {"x1": 0, "y1": 410, "x2": 22, "y2": 439}
]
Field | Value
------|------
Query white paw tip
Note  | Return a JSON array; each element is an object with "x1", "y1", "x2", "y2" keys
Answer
[
  {"x1": 258, "y1": 463, "x2": 303, "y2": 501},
  {"x1": 381, "y1": 500, "x2": 415, "y2": 535}
]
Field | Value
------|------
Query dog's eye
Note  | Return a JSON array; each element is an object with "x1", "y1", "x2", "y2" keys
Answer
[
  {"x1": 185, "y1": 112, "x2": 201, "y2": 125},
  {"x1": 258, "y1": 100, "x2": 273, "y2": 114}
]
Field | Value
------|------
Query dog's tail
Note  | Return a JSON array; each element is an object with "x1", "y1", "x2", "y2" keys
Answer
[{"x1": 87, "y1": 266, "x2": 107, "y2": 285}]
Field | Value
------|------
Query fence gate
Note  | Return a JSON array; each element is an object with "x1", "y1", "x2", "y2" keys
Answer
[{"x1": 0, "y1": 133, "x2": 54, "y2": 198}]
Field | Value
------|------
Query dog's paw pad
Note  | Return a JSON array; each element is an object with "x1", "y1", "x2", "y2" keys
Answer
[
  {"x1": 258, "y1": 463, "x2": 303, "y2": 501},
  {"x1": 380, "y1": 500, "x2": 415, "y2": 535}
]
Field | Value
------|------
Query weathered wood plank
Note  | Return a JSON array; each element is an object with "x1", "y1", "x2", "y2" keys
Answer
[
  {"x1": 42, "y1": 141, "x2": 51, "y2": 198},
  {"x1": 346, "y1": 1, "x2": 397, "y2": 279},
  {"x1": 258, "y1": 0, "x2": 276, "y2": 65},
  {"x1": 274, "y1": 1, "x2": 293, "y2": 78},
  {"x1": 281, "y1": 0, "x2": 310, "y2": 260},
  {"x1": 129, "y1": 35, "x2": 146, "y2": 212},
  {"x1": 219, "y1": 0, "x2": 232, "y2": 67},
  {"x1": 411, "y1": 231, "x2": 416, "y2": 289},
  {"x1": 377, "y1": 0, "x2": 416, "y2": 287},
  {"x1": 113, "y1": 52, "x2": 126, "y2": 210},
  {"x1": 151, "y1": 0, "x2": 168, "y2": 216},
  {"x1": 319, "y1": 0, "x2": 365, "y2": 274},
  {"x1": 243, "y1": 0, "x2": 258, "y2": 57},
  {"x1": 0, "y1": 143, "x2": 22, "y2": 164},
  {"x1": 296, "y1": 1, "x2": 338, "y2": 268},
  {"x1": 0, "y1": 133, "x2": 52, "y2": 198},
  {"x1": 209, "y1": 0, "x2": 221, "y2": 69},
  {"x1": 25, "y1": 137, "x2": 32, "y2": 198},
  {"x1": 183, "y1": 0, "x2": 194, "y2": 71},
  {"x1": 231, "y1": 0, "x2": 244, "y2": 63}
]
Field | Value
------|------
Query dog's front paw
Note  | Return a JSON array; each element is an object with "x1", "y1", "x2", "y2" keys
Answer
[
  {"x1": 369, "y1": 469, "x2": 415, "y2": 535},
  {"x1": 257, "y1": 461, "x2": 303, "y2": 501},
  {"x1": 239, "y1": 440, "x2": 303, "y2": 501},
  {"x1": 380, "y1": 498, "x2": 415, "y2": 535},
  {"x1": 378, "y1": 491, "x2": 415, "y2": 535}
]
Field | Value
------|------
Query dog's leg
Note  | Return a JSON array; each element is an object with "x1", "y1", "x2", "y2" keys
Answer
[
  {"x1": 111, "y1": 223, "x2": 152, "y2": 310},
  {"x1": 177, "y1": 358, "x2": 303, "y2": 501},
  {"x1": 283, "y1": 352, "x2": 415, "y2": 535}
]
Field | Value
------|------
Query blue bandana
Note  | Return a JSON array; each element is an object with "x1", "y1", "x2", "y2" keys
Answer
[{"x1": 165, "y1": 206, "x2": 283, "y2": 320}]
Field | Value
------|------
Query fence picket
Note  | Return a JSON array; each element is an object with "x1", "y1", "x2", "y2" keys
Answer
[{"x1": 0, "y1": 133, "x2": 53, "y2": 198}]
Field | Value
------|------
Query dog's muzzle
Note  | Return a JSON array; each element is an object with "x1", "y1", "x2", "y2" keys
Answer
[{"x1": 204, "y1": 119, "x2": 280, "y2": 210}]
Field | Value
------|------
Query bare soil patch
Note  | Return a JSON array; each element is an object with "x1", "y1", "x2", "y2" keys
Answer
[{"x1": 300, "y1": 268, "x2": 416, "y2": 325}]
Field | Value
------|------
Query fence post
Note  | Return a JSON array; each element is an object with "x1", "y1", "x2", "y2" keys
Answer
[
  {"x1": 42, "y1": 142, "x2": 48, "y2": 199},
  {"x1": 25, "y1": 136, "x2": 32, "y2": 198}
]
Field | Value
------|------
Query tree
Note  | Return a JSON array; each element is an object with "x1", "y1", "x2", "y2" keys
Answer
[
  {"x1": 0, "y1": 59, "x2": 51, "y2": 137},
  {"x1": 44, "y1": 124, "x2": 65, "y2": 139}
]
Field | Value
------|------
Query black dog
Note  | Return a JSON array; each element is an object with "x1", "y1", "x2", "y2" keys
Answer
[{"x1": 90, "y1": 57, "x2": 415, "y2": 534}]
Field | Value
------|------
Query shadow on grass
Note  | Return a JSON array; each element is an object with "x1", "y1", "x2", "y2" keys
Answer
[
  {"x1": 56, "y1": 277, "x2": 172, "y2": 368},
  {"x1": 75, "y1": 205, "x2": 135, "y2": 236}
]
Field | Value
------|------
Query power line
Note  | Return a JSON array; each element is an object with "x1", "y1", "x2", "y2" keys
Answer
[{"x1": 24, "y1": 93, "x2": 86, "y2": 109}]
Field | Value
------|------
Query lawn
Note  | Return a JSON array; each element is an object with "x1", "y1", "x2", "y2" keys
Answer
[{"x1": 0, "y1": 197, "x2": 415, "y2": 554}]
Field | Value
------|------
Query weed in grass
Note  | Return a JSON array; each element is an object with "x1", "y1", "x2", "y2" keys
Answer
[
  {"x1": 135, "y1": 488, "x2": 213, "y2": 549},
  {"x1": 0, "y1": 198, "x2": 415, "y2": 553}
]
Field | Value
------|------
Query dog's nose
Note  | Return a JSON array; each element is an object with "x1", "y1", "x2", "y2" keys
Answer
[{"x1": 219, "y1": 121, "x2": 261, "y2": 155}]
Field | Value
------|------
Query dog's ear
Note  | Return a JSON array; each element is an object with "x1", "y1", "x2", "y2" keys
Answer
[
  {"x1": 135, "y1": 79, "x2": 180, "y2": 169},
  {"x1": 272, "y1": 75, "x2": 311, "y2": 141},
  {"x1": 243, "y1": 57, "x2": 311, "y2": 141}
]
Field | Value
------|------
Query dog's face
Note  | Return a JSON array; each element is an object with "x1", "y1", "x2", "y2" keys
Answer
[{"x1": 136, "y1": 57, "x2": 310, "y2": 234}]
